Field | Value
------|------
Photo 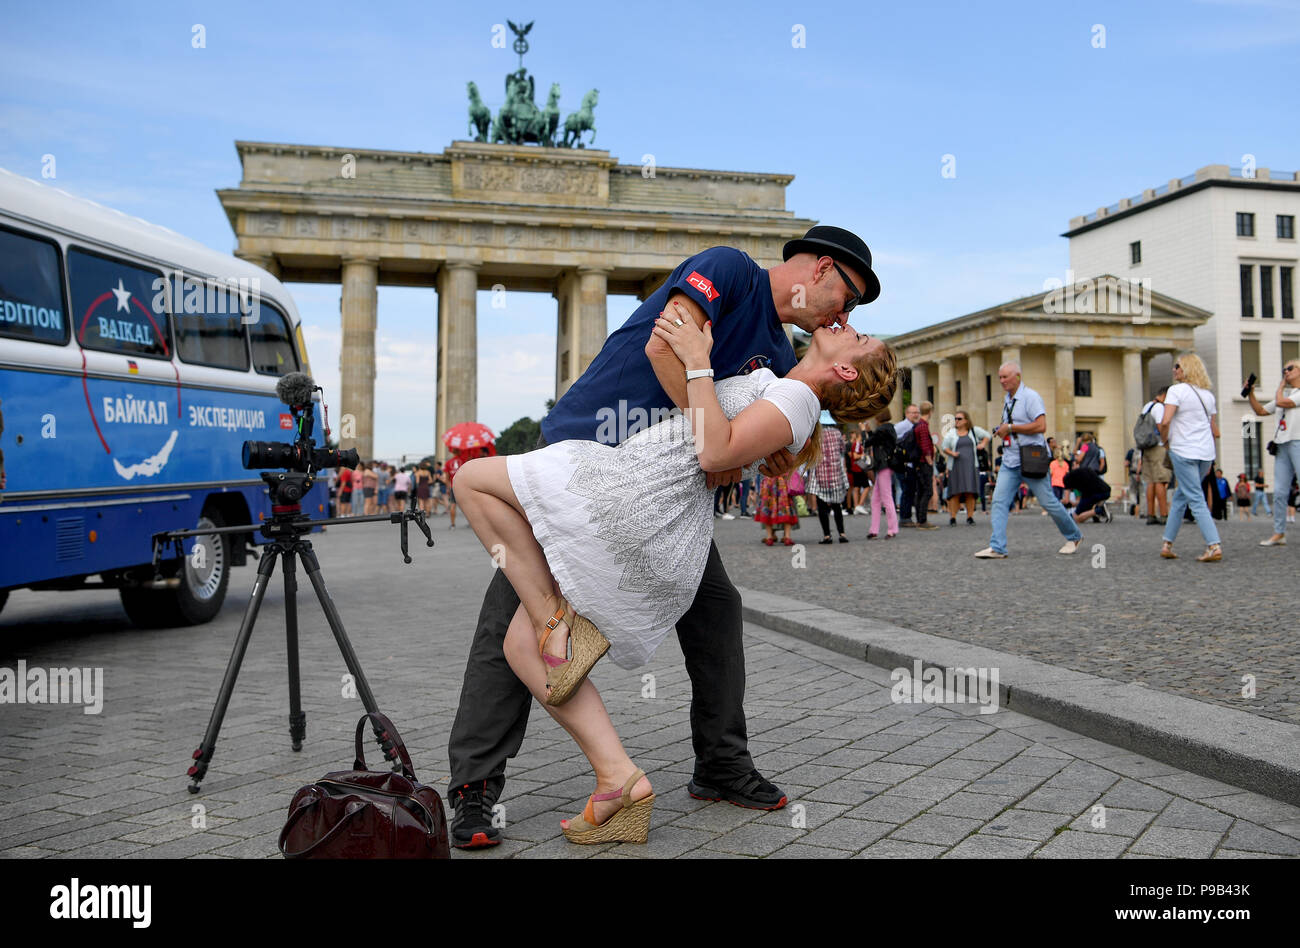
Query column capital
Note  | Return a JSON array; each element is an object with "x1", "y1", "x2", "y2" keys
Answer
[
  {"x1": 341, "y1": 254, "x2": 379, "y2": 267},
  {"x1": 1055, "y1": 343, "x2": 1077, "y2": 352},
  {"x1": 576, "y1": 264, "x2": 612, "y2": 276},
  {"x1": 443, "y1": 258, "x2": 480, "y2": 272},
  {"x1": 934, "y1": 356, "x2": 951, "y2": 365}
]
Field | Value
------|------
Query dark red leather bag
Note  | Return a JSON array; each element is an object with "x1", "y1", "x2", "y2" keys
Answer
[{"x1": 278, "y1": 712, "x2": 450, "y2": 859}]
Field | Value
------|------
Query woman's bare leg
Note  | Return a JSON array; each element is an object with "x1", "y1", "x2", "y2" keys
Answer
[
  {"x1": 453, "y1": 456, "x2": 571, "y2": 660},
  {"x1": 502, "y1": 605, "x2": 651, "y2": 825}
]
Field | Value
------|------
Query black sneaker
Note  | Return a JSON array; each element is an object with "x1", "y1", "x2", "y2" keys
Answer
[
  {"x1": 1095, "y1": 503, "x2": 1109, "y2": 523},
  {"x1": 449, "y1": 781, "x2": 501, "y2": 849},
  {"x1": 688, "y1": 769, "x2": 788, "y2": 810}
]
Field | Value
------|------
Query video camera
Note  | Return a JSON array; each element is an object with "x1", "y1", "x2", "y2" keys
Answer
[{"x1": 242, "y1": 372, "x2": 358, "y2": 476}]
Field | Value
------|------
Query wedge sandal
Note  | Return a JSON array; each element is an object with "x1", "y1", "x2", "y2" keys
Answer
[{"x1": 561, "y1": 768, "x2": 654, "y2": 845}]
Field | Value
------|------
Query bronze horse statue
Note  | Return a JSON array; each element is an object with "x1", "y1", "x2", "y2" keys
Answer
[
  {"x1": 467, "y1": 81, "x2": 491, "y2": 141},
  {"x1": 562, "y1": 89, "x2": 598, "y2": 148}
]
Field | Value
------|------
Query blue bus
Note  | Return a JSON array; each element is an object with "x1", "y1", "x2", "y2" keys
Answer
[{"x1": 0, "y1": 168, "x2": 328, "y2": 626}]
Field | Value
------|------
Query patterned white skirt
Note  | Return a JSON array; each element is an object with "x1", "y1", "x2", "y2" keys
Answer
[{"x1": 506, "y1": 419, "x2": 715, "y2": 669}]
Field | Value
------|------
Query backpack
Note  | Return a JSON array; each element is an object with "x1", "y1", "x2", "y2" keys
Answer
[
  {"x1": 891, "y1": 429, "x2": 920, "y2": 471},
  {"x1": 1133, "y1": 405, "x2": 1161, "y2": 450},
  {"x1": 1077, "y1": 443, "x2": 1102, "y2": 472}
]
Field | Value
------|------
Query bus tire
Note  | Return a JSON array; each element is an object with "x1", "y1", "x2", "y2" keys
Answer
[
  {"x1": 119, "y1": 511, "x2": 231, "y2": 628},
  {"x1": 0, "y1": 589, "x2": 8, "y2": 617}
]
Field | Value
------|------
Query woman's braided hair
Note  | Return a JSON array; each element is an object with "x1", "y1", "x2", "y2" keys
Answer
[{"x1": 792, "y1": 341, "x2": 901, "y2": 470}]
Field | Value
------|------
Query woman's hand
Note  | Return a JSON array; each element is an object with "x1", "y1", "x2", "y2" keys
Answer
[{"x1": 651, "y1": 300, "x2": 713, "y2": 370}]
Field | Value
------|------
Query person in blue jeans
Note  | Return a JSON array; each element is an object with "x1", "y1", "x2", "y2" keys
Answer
[
  {"x1": 1158, "y1": 354, "x2": 1222, "y2": 562},
  {"x1": 1245, "y1": 360, "x2": 1300, "y2": 546},
  {"x1": 974, "y1": 362, "x2": 1081, "y2": 559}
]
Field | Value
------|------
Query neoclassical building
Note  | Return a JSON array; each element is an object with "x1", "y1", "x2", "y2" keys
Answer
[{"x1": 886, "y1": 277, "x2": 1211, "y2": 491}]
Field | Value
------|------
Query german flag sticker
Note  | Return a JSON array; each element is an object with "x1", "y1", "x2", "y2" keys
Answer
[{"x1": 127, "y1": 360, "x2": 139, "y2": 374}]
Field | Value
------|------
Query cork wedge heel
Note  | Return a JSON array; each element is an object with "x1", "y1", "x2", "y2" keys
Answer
[
  {"x1": 539, "y1": 599, "x2": 610, "y2": 707},
  {"x1": 561, "y1": 769, "x2": 654, "y2": 845}
]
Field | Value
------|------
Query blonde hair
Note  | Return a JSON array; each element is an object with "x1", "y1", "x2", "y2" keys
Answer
[
  {"x1": 1176, "y1": 352, "x2": 1212, "y2": 390},
  {"x1": 792, "y1": 341, "x2": 901, "y2": 470}
]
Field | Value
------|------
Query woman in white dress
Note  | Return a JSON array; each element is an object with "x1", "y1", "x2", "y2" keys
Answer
[{"x1": 453, "y1": 301, "x2": 897, "y2": 843}]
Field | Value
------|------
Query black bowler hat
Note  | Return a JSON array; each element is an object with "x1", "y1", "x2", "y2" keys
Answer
[{"x1": 783, "y1": 225, "x2": 881, "y2": 305}]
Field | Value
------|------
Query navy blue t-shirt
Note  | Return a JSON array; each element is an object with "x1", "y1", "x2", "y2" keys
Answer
[{"x1": 541, "y1": 247, "x2": 797, "y2": 445}]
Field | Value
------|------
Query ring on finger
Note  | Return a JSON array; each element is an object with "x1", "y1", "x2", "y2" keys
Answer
[{"x1": 673, "y1": 318, "x2": 684, "y2": 327}]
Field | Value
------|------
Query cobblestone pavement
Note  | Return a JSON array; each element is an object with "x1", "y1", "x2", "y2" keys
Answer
[
  {"x1": 1, "y1": 518, "x2": 1297, "y2": 859},
  {"x1": 715, "y1": 507, "x2": 1297, "y2": 725}
]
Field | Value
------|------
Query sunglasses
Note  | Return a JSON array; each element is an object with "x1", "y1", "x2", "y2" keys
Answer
[
  {"x1": 1285, "y1": 365, "x2": 1299, "y2": 373},
  {"x1": 832, "y1": 261, "x2": 865, "y2": 314}
]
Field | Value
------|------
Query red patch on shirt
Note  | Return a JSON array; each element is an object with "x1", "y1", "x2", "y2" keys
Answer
[
  {"x1": 686, "y1": 271, "x2": 720, "y2": 302},
  {"x1": 280, "y1": 413, "x2": 294, "y2": 429}
]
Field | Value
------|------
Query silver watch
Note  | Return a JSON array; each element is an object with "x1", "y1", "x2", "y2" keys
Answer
[{"x1": 685, "y1": 368, "x2": 714, "y2": 381}]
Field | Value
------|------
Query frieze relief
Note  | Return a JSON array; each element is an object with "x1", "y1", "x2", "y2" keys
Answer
[{"x1": 460, "y1": 161, "x2": 599, "y2": 196}]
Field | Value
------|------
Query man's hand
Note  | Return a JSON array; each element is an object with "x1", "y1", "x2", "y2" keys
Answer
[
  {"x1": 758, "y1": 446, "x2": 797, "y2": 478},
  {"x1": 706, "y1": 467, "x2": 743, "y2": 490}
]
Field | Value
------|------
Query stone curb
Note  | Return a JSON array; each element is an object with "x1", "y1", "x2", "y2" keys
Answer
[{"x1": 738, "y1": 586, "x2": 1300, "y2": 807}]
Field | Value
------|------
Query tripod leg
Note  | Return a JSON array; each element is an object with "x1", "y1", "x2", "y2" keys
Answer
[
  {"x1": 283, "y1": 549, "x2": 306, "y2": 752},
  {"x1": 188, "y1": 545, "x2": 280, "y2": 793},
  {"x1": 296, "y1": 544, "x2": 400, "y2": 769}
]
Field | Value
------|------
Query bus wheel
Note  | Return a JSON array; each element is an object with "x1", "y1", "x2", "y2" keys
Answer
[{"x1": 119, "y1": 511, "x2": 231, "y2": 628}]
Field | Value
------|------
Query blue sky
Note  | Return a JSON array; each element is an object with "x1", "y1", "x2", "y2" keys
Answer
[{"x1": 3, "y1": 0, "x2": 1298, "y2": 458}]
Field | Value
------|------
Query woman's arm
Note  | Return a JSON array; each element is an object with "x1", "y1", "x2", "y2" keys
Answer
[
  {"x1": 1157, "y1": 403, "x2": 1178, "y2": 442},
  {"x1": 1210, "y1": 413, "x2": 1220, "y2": 440},
  {"x1": 651, "y1": 313, "x2": 798, "y2": 472}
]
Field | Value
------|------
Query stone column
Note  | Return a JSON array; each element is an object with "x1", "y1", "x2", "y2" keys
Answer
[
  {"x1": 967, "y1": 350, "x2": 988, "y2": 431},
  {"x1": 340, "y1": 256, "x2": 378, "y2": 461},
  {"x1": 1054, "y1": 345, "x2": 1075, "y2": 445},
  {"x1": 999, "y1": 345, "x2": 1021, "y2": 371},
  {"x1": 888, "y1": 374, "x2": 905, "y2": 423},
  {"x1": 577, "y1": 266, "x2": 610, "y2": 380},
  {"x1": 436, "y1": 261, "x2": 479, "y2": 457},
  {"x1": 936, "y1": 358, "x2": 956, "y2": 432},
  {"x1": 910, "y1": 363, "x2": 928, "y2": 408},
  {"x1": 1122, "y1": 348, "x2": 1144, "y2": 456}
]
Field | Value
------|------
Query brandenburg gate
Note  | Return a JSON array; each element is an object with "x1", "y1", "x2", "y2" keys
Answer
[{"x1": 217, "y1": 140, "x2": 814, "y2": 459}]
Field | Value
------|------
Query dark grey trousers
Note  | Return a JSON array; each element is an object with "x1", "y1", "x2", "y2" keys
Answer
[{"x1": 446, "y1": 435, "x2": 754, "y2": 801}]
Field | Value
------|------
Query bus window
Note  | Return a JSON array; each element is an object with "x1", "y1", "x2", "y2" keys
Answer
[
  {"x1": 249, "y1": 301, "x2": 298, "y2": 376},
  {"x1": 68, "y1": 247, "x2": 170, "y2": 359},
  {"x1": 0, "y1": 226, "x2": 69, "y2": 345},
  {"x1": 174, "y1": 280, "x2": 250, "y2": 371}
]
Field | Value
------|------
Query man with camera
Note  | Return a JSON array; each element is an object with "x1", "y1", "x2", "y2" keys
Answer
[
  {"x1": 974, "y1": 362, "x2": 1082, "y2": 559},
  {"x1": 1245, "y1": 361, "x2": 1300, "y2": 546},
  {"x1": 444, "y1": 226, "x2": 883, "y2": 848}
]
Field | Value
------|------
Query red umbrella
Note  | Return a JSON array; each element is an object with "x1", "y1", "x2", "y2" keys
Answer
[{"x1": 442, "y1": 422, "x2": 497, "y2": 455}]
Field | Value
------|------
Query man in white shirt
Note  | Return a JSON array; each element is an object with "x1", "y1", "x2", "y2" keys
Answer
[
  {"x1": 975, "y1": 362, "x2": 1082, "y2": 558},
  {"x1": 1246, "y1": 361, "x2": 1300, "y2": 545},
  {"x1": 1139, "y1": 387, "x2": 1169, "y2": 525}
]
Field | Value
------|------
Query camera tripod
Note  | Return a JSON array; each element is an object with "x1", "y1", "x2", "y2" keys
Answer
[{"x1": 152, "y1": 470, "x2": 434, "y2": 793}]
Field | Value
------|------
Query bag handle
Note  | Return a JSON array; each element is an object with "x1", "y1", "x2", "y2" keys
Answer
[
  {"x1": 353, "y1": 711, "x2": 416, "y2": 780},
  {"x1": 278, "y1": 798, "x2": 371, "y2": 858}
]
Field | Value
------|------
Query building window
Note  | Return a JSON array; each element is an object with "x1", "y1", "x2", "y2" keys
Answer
[
  {"x1": 1283, "y1": 267, "x2": 1294, "y2": 319},
  {"x1": 926, "y1": 385, "x2": 934, "y2": 405},
  {"x1": 1261, "y1": 265, "x2": 1275, "y2": 318},
  {"x1": 1241, "y1": 264, "x2": 1255, "y2": 317},
  {"x1": 1283, "y1": 339, "x2": 1299, "y2": 368},
  {"x1": 1073, "y1": 369, "x2": 1092, "y2": 397},
  {"x1": 1237, "y1": 212, "x2": 1255, "y2": 237},
  {"x1": 955, "y1": 379, "x2": 962, "y2": 405},
  {"x1": 1244, "y1": 422, "x2": 1263, "y2": 480},
  {"x1": 1279, "y1": 215, "x2": 1296, "y2": 239},
  {"x1": 1129, "y1": 241, "x2": 1141, "y2": 264},
  {"x1": 1241, "y1": 338, "x2": 1261, "y2": 387},
  {"x1": 985, "y1": 375, "x2": 992, "y2": 401}
]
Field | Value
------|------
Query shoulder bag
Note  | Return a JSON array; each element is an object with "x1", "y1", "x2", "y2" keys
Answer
[{"x1": 278, "y1": 712, "x2": 450, "y2": 859}]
